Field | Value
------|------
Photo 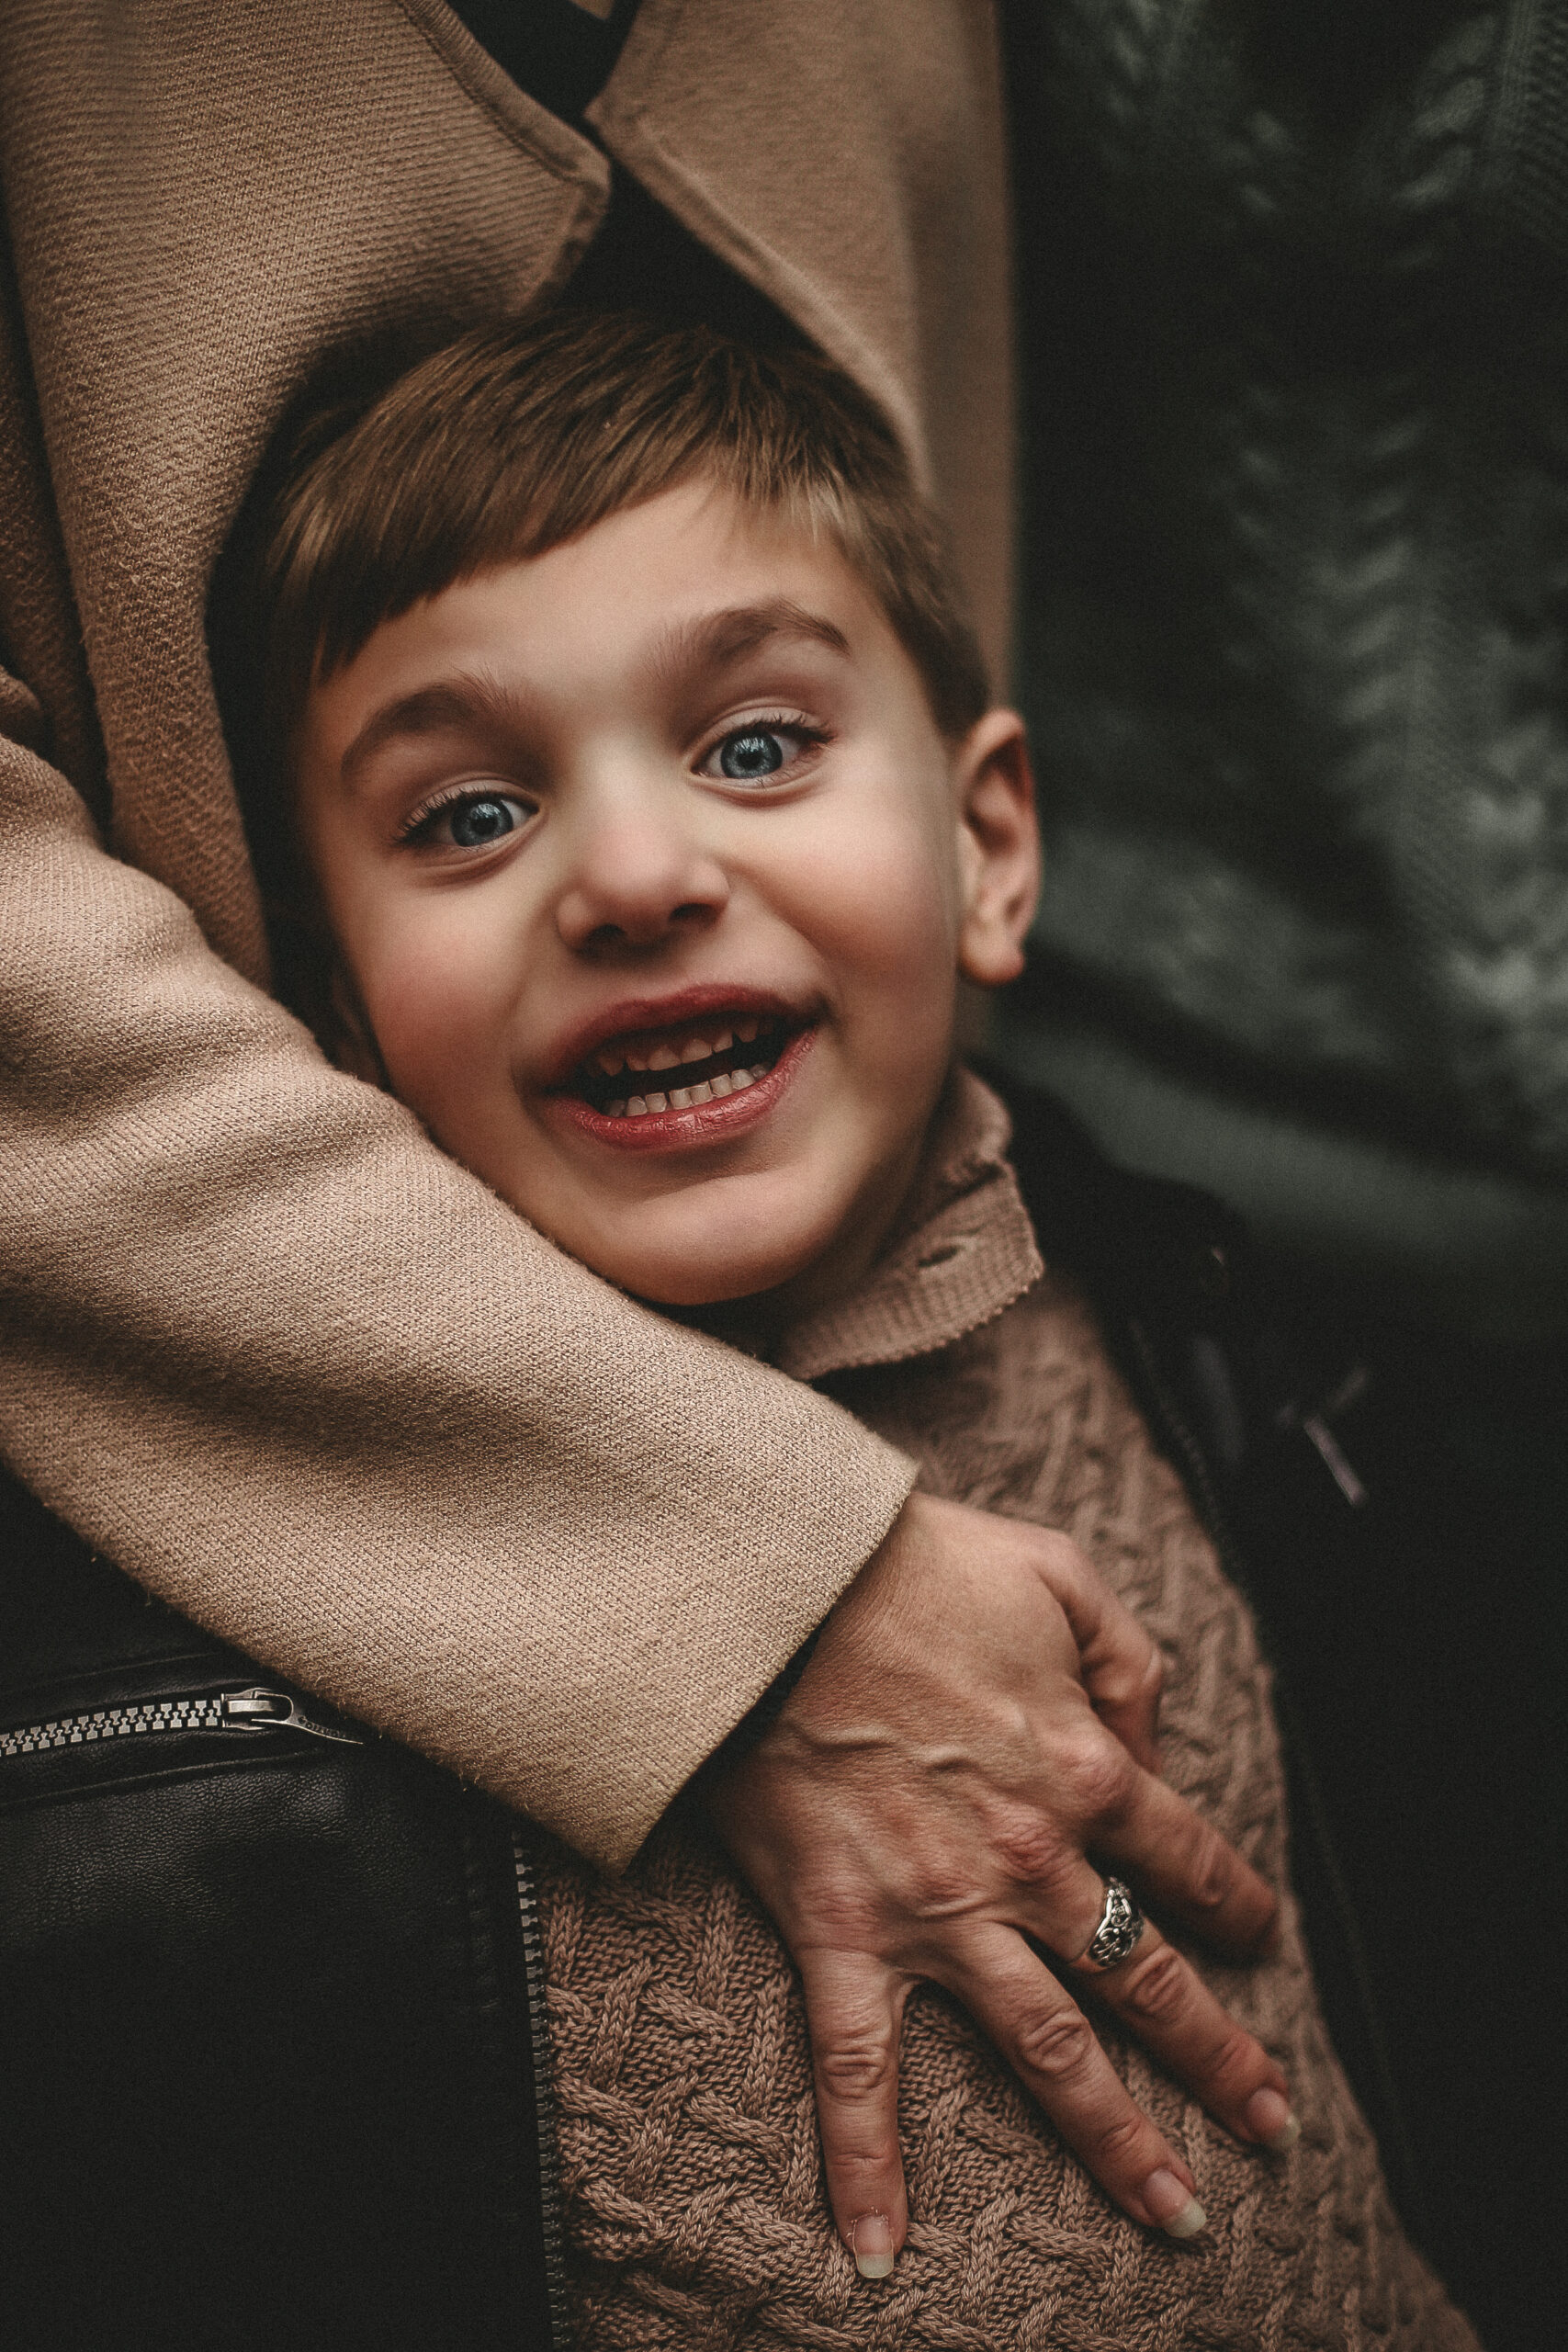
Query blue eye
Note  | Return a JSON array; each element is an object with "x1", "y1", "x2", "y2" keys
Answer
[
  {"x1": 435, "y1": 794, "x2": 530, "y2": 848},
  {"x1": 703, "y1": 722, "x2": 819, "y2": 784},
  {"x1": 719, "y1": 729, "x2": 787, "y2": 779}
]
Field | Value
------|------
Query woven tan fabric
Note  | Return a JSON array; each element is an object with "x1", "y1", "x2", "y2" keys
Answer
[
  {"x1": 0, "y1": 0, "x2": 1010, "y2": 1866},
  {"x1": 536, "y1": 1077, "x2": 1480, "y2": 2349}
]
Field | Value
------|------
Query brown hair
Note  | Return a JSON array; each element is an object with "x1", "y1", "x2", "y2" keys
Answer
[{"x1": 254, "y1": 309, "x2": 989, "y2": 762}]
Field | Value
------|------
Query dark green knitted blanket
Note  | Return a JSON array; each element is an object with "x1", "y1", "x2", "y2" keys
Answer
[{"x1": 1003, "y1": 0, "x2": 1568, "y2": 1329}]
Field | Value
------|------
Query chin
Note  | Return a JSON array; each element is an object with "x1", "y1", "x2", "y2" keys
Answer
[
  {"x1": 622, "y1": 1252, "x2": 810, "y2": 1310},
  {"x1": 587, "y1": 1209, "x2": 841, "y2": 1312},
  {"x1": 535, "y1": 1158, "x2": 886, "y2": 1314}
]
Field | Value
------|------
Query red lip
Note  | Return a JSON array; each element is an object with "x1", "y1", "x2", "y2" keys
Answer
[
  {"x1": 541, "y1": 982, "x2": 807, "y2": 1090},
  {"x1": 549, "y1": 1024, "x2": 816, "y2": 1154}
]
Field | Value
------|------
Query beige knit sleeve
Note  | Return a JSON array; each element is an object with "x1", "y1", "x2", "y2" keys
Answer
[{"x1": 0, "y1": 730, "x2": 913, "y2": 1867}]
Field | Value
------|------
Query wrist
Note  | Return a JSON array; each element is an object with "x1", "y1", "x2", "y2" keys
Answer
[{"x1": 696, "y1": 1622, "x2": 823, "y2": 1784}]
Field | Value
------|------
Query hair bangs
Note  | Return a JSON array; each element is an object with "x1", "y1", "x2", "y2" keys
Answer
[{"x1": 255, "y1": 311, "x2": 988, "y2": 765}]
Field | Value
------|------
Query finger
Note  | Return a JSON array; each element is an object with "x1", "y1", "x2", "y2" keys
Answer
[
  {"x1": 798, "y1": 1950, "x2": 910, "y2": 2278},
  {"x1": 1095, "y1": 1767, "x2": 1280, "y2": 1959},
  {"x1": 1029, "y1": 1535, "x2": 1164, "y2": 1774},
  {"x1": 1077, "y1": 1917, "x2": 1297, "y2": 2152},
  {"x1": 989, "y1": 1837, "x2": 1294, "y2": 2166},
  {"x1": 944, "y1": 1924, "x2": 1207, "y2": 2237}
]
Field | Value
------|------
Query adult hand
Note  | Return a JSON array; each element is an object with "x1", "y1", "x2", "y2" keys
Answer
[{"x1": 705, "y1": 1490, "x2": 1292, "y2": 2273}]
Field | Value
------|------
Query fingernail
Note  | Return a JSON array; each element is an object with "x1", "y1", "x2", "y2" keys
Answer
[
  {"x1": 1144, "y1": 2168, "x2": 1207, "y2": 2239},
  {"x1": 850, "y1": 2211, "x2": 896, "y2": 2279},
  {"x1": 1244, "y1": 2088, "x2": 1301, "y2": 2152}
]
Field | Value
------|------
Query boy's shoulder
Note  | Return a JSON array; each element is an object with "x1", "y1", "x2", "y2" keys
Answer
[{"x1": 993, "y1": 1068, "x2": 1247, "y2": 1327}]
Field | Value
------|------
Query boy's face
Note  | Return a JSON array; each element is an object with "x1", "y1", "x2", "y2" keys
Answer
[{"x1": 294, "y1": 481, "x2": 1036, "y2": 1309}]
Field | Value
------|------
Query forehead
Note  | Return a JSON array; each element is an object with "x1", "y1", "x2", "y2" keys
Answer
[{"x1": 302, "y1": 480, "x2": 929, "y2": 751}]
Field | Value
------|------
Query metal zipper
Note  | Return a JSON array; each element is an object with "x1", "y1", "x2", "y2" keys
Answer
[
  {"x1": 512, "y1": 1827, "x2": 570, "y2": 2352},
  {"x1": 0, "y1": 1686, "x2": 361, "y2": 1759}
]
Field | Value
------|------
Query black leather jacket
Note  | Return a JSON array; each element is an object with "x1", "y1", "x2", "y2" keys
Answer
[
  {"x1": 0, "y1": 1078, "x2": 1393, "y2": 2352},
  {"x1": 0, "y1": 1464, "x2": 569, "y2": 2352}
]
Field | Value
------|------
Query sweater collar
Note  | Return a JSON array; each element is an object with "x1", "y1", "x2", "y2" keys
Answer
[{"x1": 769, "y1": 1067, "x2": 1042, "y2": 1382}]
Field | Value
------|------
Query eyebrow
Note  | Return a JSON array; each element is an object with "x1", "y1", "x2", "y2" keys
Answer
[
  {"x1": 339, "y1": 675, "x2": 533, "y2": 791},
  {"x1": 336, "y1": 600, "x2": 852, "y2": 788},
  {"x1": 649, "y1": 599, "x2": 852, "y2": 686}
]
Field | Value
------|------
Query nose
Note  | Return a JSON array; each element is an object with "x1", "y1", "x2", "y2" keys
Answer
[{"x1": 553, "y1": 779, "x2": 729, "y2": 956}]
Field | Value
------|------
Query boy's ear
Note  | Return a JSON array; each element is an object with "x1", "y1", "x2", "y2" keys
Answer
[{"x1": 953, "y1": 707, "x2": 1039, "y2": 989}]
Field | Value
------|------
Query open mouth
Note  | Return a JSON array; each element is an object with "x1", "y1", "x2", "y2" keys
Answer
[{"x1": 567, "y1": 1011, "x2": 796, "y2": 1119}]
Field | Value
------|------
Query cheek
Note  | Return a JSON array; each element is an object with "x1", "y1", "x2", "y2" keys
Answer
[
  {"x1": 352, "y1": 904, "x2": 514, "y2": 1117},
  {"x1": 782, "y1": 799, "x2": 960, "y2": 1011}
]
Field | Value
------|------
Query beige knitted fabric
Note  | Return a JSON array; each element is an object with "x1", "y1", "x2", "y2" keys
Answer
[{"x1": 535, "y1": 1077, "x2": 1479, "y2": 2350}]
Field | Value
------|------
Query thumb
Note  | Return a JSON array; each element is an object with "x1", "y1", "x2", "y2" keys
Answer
[{"x1": 799, "y1": 1951, "x2": 910, "y2": 2278}]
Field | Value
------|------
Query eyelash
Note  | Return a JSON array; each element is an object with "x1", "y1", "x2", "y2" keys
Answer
[
  {"x1": 396, "y1": 784, "x2": 534, "y2": 846},
  {"x1": 697, "y1": 713, "x2": 829, "y2": 779}
]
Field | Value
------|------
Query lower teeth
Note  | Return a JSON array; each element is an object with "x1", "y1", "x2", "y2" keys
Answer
[{"x1": 604, "y1": 1064, "x2": 770, "y2": 1119}]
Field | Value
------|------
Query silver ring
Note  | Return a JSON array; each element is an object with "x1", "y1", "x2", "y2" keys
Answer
[{"x1": 1080, "y1": 1875, "x2": 1145, "y2": 1971}]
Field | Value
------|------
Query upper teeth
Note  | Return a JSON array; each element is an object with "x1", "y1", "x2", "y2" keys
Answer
[{"x1": 592, "y1": 1020, "x2": 763, "y2": 1079}]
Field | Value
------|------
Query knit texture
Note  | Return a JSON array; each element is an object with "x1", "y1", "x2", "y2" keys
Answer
[
  {"x1": 535, "y1": 1081, "x2": 1478, "y2": 2349},
  {"x1": 1002, "y1": 0, "x2": 1568, "y2": 1320}
]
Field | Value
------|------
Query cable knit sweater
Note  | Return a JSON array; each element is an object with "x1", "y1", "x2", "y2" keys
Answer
[
  {"x1": 1000, "y1": 0, "x2": 1568, "y2": 1340},
  {"x1": 534, "y1": 1074, "x2": 1478, "y2": 2351}
]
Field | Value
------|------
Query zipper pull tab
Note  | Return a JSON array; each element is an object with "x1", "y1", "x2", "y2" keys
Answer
[{"x1": 220, "y1": 1688, "x2": 362, "y2": 1745}]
